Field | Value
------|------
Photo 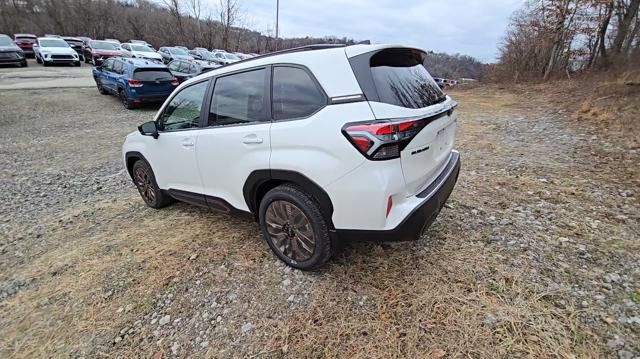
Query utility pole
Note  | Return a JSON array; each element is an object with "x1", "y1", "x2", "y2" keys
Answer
[{"x1": 275, "y1": 0, "x2": 279, "y2": 50}]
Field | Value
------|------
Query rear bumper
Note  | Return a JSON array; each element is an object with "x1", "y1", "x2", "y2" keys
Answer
[
  {"x1": 131, "y1": 93, "x2": 171, "y2": 103},
  {"x1": 333, "y1": 150, "x2": 460, "y2": 242}
]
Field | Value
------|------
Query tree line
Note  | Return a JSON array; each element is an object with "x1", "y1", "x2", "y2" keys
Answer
[{"x1": 496, "y1": 0, "x2": 640, "y2": 81}]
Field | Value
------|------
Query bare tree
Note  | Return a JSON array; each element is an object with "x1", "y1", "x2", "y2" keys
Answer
[
  {"x1": 218, "y1": 0, "x2": 241, "y2": 50},
  {"x1": 612, "y1": 0, "x2": 640, "y2": 53}
]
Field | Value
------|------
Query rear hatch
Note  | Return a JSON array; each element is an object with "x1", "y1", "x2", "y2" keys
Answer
[
  {"x1": 15, "y1": 36, "x2": 35, "y2": 49},
  {"x1": 132, "y1": 68, "x2": 177, "y2": 95},
  {"x1": 347, "y1": 47, "x2": 457, "y2": 196}
]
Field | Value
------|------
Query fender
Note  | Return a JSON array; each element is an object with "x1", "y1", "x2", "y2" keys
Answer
[
  {"x1": 243, "y1": 170, "x2": 335, "y2": 229},
  {"x1": 124, "y1": 151, "x2": 150, "y2": 180}
]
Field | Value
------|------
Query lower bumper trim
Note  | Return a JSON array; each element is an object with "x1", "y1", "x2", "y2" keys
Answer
[{"x1": 333, "y1": 150, "x2": 461, "y2": 242}]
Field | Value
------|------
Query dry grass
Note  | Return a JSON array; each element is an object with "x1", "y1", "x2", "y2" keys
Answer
[
  {"x1": 0, "y1": 196, "x2": 261, "y2": 357},
  {"x1": 2, "y1": 84, "x2": 636, "y2": 358}
]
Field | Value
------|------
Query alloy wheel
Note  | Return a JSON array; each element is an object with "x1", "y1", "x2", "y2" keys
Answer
[
  {"x1": 134, "y1": 166, "x2": 156, "y2": 203},
  {"x1": 265, "y1": 200, "x2": 316, "y2": 262}
]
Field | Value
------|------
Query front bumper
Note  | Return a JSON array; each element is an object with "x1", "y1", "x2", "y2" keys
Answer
[{"x1": 334, "y1": 150, "x2": 460, "y2": 242}]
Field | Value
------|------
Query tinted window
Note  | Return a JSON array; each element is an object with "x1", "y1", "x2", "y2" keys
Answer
[
  {"x1": 178, "y1": 62, "x2": 191, "y2": 73},
  {"x1": 272, "y1": 67, "x2": 325, "y2": 120},
  {"x1": 369, "y1": 49, "x2": 445, "y2": 109},
  {"x1": 133, "y1": 69, "x2": 173, "y2": 81},
  {"x1": 112, "y1": 61, "x2": 123, "y2": 74},
  {"x1": 168, "y1": 61, "x2": 180, "y2": 71},
  {"x1": 160, "y1": 81, "x2": 208, "y2": 131},
  {"x1": 102, "y1": 58, "x2": 114, "y2": 71},
  {"x1": 208, "y1": 69, "x2": 266, "y2": 126}
]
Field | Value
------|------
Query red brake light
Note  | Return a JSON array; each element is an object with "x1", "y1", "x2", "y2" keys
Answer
[
  {"x1": 351, "y1": 136, "x2": 372, "y2": 153},
  {"x1": 171, "y1": 77, "x2": 179, "y2": 86},
  {"x1": 386, "y1": 196, "x2": 393, "y2": 217},
  {"x1": 346, "y1": 122, "x2": 394, "y2": 135},
  {"x1": 127, "y1": 79, "x2": 143, "y2": 87},
  {"x1": 342, "y1": 111, "x2": 448, "y2": 160}
]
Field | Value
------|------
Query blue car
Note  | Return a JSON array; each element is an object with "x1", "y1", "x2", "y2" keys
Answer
[{"x1": 92, "y1": 57, "x2": 179, "y2": 109}]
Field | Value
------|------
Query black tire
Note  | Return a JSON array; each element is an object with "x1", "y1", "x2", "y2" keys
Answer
[
  {"x1": 36, "y1": 55, "x2": 41, "y2": 64},
  {"x1": 74, "y1": 61, "x2": 81, "y2": 67},
  {"x1": 259, "y1": 184, "x2": 332, "y2": 270},
  {"x1": 131, "y1": 160, "x2": 173, "y2": 209},
  {"x1": 84, "y1": 55, "x2": 90, "y2": 64},
  {"x1": 119, "y1": 89, "x2": 135, "y2": 109},
  {"x1": 20, "y1": 60, "x2": 27, "y2": 67}
]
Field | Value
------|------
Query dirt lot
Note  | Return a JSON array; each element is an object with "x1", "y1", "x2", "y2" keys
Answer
[{"x1": 0, "y1": 65, "x2": 638, "y2": 358}]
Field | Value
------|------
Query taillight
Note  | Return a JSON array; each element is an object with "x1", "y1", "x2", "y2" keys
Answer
[
  {"x1": 127, "y1": 79, "x2": 143, "y2": 87},
  {"x1": 386, "y1": 196, "x2": 393, "y2": 217},
  {"x1": 171, "y1": 77, "x2": 179, "y2": 86},
  {"x1": 342, "y1": 118, "x2": 427, "y2": 160}
]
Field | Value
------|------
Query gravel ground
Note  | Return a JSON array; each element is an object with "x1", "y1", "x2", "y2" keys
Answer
[{"x1": 0, "y1": 81, "x2": 638, "y2": 358}]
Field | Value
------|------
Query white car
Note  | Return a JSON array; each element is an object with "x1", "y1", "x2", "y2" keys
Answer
[
  {"x1": 120, "y1": 43, "x2": 163, "y2": 62},
  {"x1": 34, "y1": 37, "x2": 80, "y2": 66},
  {"x1": 122, "y1": 44, "x2": 460, "y2": 270},
  {"x1": 211, "y1": 51, "x2": 240, "y2": 64}
]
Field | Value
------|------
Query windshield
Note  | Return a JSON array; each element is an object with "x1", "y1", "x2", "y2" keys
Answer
[
  {"x1": 199, "y1": 51, "x2": 215, "y2": 60},
  {"x1": 170, "y1": 48, "x2": 189, "y2": 56},
  {"x1": 131, "y1": 44, "x2": 153, "y2": 52},
  {"x1": 0, "y1": 36, "x2": 13, "y2": 46},
  {"x1": 40, "y1": 39, "x2": 69, "y2": 48},
  {"x1": 224, "y1": 53, "x2": 239, "y2": 60},
  {"x1": 91, "y1": 41, "x2": 119, "y2": 50}
]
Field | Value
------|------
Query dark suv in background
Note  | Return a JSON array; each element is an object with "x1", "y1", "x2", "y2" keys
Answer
[
  {"x1": 83, "y1": 40, "x2": 123, "y2": 65},
  {"x1": 13, "y1": 33, "x2": 36, "y2": 57},
  {"x1": 0, "y1": 34, "x2": 27, "y2": 67},
  {"x1": 92, "y1": 57, "x2": 179, "y2": 109},
  {"x1": 62, "y1": 37, "x2": 84, "y2": 61}
]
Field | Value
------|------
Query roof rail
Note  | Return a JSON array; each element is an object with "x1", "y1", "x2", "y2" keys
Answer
[{"x1": 215, "y1": 43, "x2": 348, "y2": 70}]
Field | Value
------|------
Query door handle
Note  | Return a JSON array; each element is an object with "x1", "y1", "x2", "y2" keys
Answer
[
  {"x1": 181, "y1": 139, "x2": 194, "y2": 147},
  {"x1": 242, "y1": 134, "x2": 263, "y2": 144}
]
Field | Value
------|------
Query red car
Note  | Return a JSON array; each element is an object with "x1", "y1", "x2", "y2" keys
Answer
[
  {"x1": 83, "y1": 40, "x2": 122, "y2": 65},
  {"x1": 14, "y1": 33, "x2": 37, "y2": 57}
]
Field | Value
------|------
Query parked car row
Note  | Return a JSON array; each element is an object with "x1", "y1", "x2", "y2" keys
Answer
[{"x1": 2, "y1": 32, "x2": 259, "y2": 69}]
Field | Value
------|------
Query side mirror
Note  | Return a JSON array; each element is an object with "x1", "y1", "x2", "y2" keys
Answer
[{"x1": 138, "y1": 121, "x2": 159, "y2": 139}]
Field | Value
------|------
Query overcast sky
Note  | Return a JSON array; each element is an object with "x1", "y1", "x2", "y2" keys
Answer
[{"x1": 240, "y1": 0, "x2": 525, "y2": 63}]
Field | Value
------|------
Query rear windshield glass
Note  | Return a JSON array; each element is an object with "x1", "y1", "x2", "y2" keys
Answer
[
  {"x1": 133, "y1": 69, "x2": 173, "y2": 81},
  {"x1": 369, "y1": 49, "x2": 445, "y2": 109},
  {"x1": 91, "y1": 41, "x2": 119, "y2": 50}
]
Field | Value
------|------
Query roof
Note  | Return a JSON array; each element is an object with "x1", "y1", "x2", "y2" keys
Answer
[
  {"x1": 14, "y1": 33, "x2": 37, "y2": 37},
  {"x1": 116, "y1": 57, "x2": 168, "y2": 68},
  {"x1": 180, "y1": 43, "x2": 425, "y2": 97}
]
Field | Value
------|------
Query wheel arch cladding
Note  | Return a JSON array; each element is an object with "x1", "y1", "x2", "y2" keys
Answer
[
  {"x1": 125, "y1": 151, "x2": 148, "y2": 179},
  {"x1": 243, "y1": 170, "x2": 335, "y2": 229}
]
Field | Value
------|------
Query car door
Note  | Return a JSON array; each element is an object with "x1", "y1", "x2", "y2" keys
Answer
[
  {"x1": 144, "y1": 80, "x2": 210, "y2": 195},
  {"x1": 105, "y1": 59, "x2": 122, "y2": 92},
  {"x1": 99, "y1": 58, "x2": 115, "y2": 90},
  {"x1": 195, "y1": 67, "x2": 271, "y2": 212}
]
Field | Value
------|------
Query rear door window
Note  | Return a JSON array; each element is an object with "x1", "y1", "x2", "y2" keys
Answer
[
  {"x1": 208, "y1": 68, "x2": 267, "y2": 126},
  {"x1": 133, "y1": 69, "x2": 173, "y2": 81},
  {"x1": 271, "y1": 66, "x2": 326, "y2": 120},
  {"x1": 178, "y1": 62, "x2": 191, "y2": 73}
]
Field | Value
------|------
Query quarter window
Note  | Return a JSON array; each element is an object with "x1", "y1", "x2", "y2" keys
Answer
[
  {"x1": 272, "y1": 66, "x2": 325, "y2": 120},
  {"x1": 160, "y1": 81, "x2": 209, "y2": 131},
  {"x1": 208, "y1": 69, "x2": 266, "y2": 126}
]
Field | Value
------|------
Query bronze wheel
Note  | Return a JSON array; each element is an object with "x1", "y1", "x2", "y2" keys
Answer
[
  {"x1": 131, "y1": 160, "x2": 172, "y2": 209},
  {"x1": 134, "y1": 166, "x2": 156, "y2": 204},
  {"x1": 265, "y1": 200, "x2": 316, "y2": 262},
  {"x1": 259, "y1": 184, "x2": 332, "y2": 270}
]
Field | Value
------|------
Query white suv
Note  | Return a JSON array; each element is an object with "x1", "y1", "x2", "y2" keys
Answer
[{"x1": 122, "y1": 44, "x2": 460, "y2": 270}]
